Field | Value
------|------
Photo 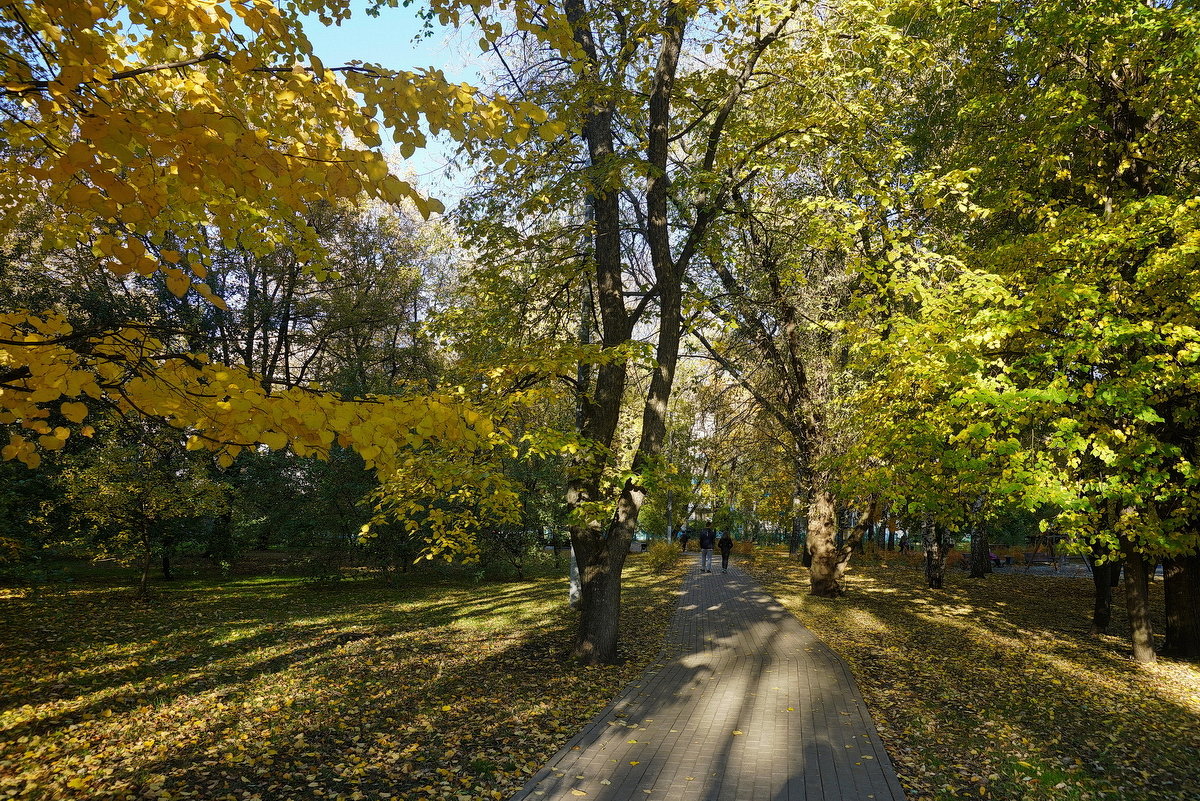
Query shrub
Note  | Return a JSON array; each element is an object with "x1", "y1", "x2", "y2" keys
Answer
[
  {"x1": 732, "y1": 540, "x2": 756, "y2": 562},
  {"x1": 645, "y1": 541, "x2": 680, "y2": 573}
]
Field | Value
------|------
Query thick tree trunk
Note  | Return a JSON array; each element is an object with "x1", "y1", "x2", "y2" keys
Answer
[
  {"x1": 1162, "y1": 553, "x2": 1200, "y2": 659},
  {"x1": 807, "y1": 490, "x2": 844, "y2": 597},
  {"x1": 1121, "y1": 540, "x2": 1156, "y2": 663},
  {"x1": 968, "y1": 525, "x2": 991, "y2": 578},
  {"x1": 923, "y1": 517, "x2": 950, "y2": 589},
  {"x1": 563, "y1": 0, "x2": 688, "y2": 665},
  {"x1": 807, "y1": 490, "x2": 878, "y2": 597}
]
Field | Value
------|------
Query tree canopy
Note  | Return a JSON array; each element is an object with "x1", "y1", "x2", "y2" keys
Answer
[{"x1": 4, "y1": 0, "x2": 1200, "y2": 664}]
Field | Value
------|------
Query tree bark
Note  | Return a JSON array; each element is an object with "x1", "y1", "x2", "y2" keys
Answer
[
  {"x1": 564, "y1": 0, "x2": 689, "y2": 665},
  {"x1": 968, "y1": 524, "x2": 991, "y2": 578},
  {"x1": 1162, "y1": 553, "x2": 1200, "y2": 659},
  {"x1": 1121, "y1": 539, "x2": 1156, "y2": 662},
  {"x1": 807, "y1": 490, "x2": 878, "y2": 597},
  {"x1": 923, "y1": 517, "x2": 951, "y2": 589},
  {"x1": 1086, "y1": 542, "x2": 1120, "y2": 634},
  {"x1": 1089, "y1": 559, "x2": 1118, "y2": 634},
  {"x1": 807, "y1": 489, "x2": 843, "y2": 596}
]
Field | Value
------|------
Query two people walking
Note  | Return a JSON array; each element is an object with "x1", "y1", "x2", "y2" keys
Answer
[{"x1": 696, "y1": 522, "x2": 735, "y2": 574}]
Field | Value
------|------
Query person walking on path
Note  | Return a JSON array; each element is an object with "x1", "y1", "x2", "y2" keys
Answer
[
  {"x1": 697, "y1": 522, "x2": 716, "y2": 573},
  {"x1": 679, "y1": 529, "x2": 690, "y2": 552},
  {"x1": 718, "y1": 531, "x2": 734, "y2": 573}
]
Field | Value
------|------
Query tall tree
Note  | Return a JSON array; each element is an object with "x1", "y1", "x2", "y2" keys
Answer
[
  {"x1": 452, "y1": 0, "x2": 809, "y2": 662},
  {"x1": 899, "y1": 0, "x2": 1200, "y2": 661},
  {"x1": 1, "y1": 2, "x2": 541, "y2": 555}
]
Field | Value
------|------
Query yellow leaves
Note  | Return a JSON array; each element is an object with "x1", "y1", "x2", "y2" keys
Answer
[
  {"x1": 67, "y1": 183, "x2": 95, "y2": 207},
  {"x1": 164, "y1": 268, "x2": 191, "y2": 298},
  {"x1": 539, "y1": 118, "x2": 569, "y2": 142},
  {"x1": 260, "y1": 431, "x2": 289, "y2": 452},
  {"x1": 60, "y1": 401, "x2": 88, "y2": 423}
]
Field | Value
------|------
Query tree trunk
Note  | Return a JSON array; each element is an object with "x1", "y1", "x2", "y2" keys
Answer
[
  {"x1": 570, "y1": 515, "x2": 633, "y2": 663},
  {"x1": 1162, "y1": 553, "x2": 1200, "y2": 659},
  {"x1": 968, "y1": 524, "x2": 991, "y2": 578},
  {"x1": 807, "y1": 490, "x2": 844, "y2": 597},
  {"x1": 789, "y1": 513, "x2": 803, "y2": 558},
  {"x1": 138, "y1": 526, "x2": 153, "y2": 598},
  {"x1": 562, "y1": 0, "x2": 688, "y2": 665},
  {"x1": 789, "y1": 483, "x2": 805, "y2": 558},
  {"x1": 1089, "y1": 560, "x2": 1118, "y2": 634},
  {"x1": 161, "y1": 532, "x2": 174, "y2": 581},
  {"x1": 1086, "y1": 542, "x2": 1120, "y2": 634},
  {"x1": 807, "y1": 491, "x2": 878, "y2": 597},
  {"x1": 923, "y1": 517, "x2": 950, "y2": 589},
  {"x1": 1121, "y1": 540, "x2": 1156, "y2": 663}
]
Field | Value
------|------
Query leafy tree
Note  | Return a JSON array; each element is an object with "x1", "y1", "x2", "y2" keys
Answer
[
  {"x1": 56, "y1": 421, "x2": 227, "y2": 596},
  {"x1": 1, "y1": 1, "x2": 545, "y2": 556},
  {"x1": 877, "y1": 0, "x2": 1200, "y2": 660},
  {"x1": 453, "y1": 0, "x2": 820, "y2": 663}
]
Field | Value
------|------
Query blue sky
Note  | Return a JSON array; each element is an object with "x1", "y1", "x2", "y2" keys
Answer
[
  {"x1": 301, "y1": 2, "x2": 479, "y2": 81},
  {"x1": 300, "y1": 3, "x2": 487, "y2": 199}
]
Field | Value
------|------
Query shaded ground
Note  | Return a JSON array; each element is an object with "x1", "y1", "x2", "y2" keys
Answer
[
  {"x1": 0, "y1": 558, "x2": 686, "y2": 800},
  {"x1": 744, "y1": 550, "x2": 1200, "y2": 801},
  {"x1": 512, "y1": 565, "x2": 904, "y2": 800}
]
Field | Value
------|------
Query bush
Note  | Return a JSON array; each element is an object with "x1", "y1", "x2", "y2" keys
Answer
[
  {"x1": 645, "y1": 541, "x2": 680, "y2": 573},
  {"x1": 732, "y1": 540, "x2": 756, "y2": 562}
]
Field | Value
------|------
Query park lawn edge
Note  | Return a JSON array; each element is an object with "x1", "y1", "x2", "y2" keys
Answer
[{"x1": 0, "y1": 555, "x2": 688, "y2": 801}]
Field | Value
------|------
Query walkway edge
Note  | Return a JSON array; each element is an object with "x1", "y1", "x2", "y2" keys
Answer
[{"x1": 507, "y1": 581, "x2": 683, "y2": 801}]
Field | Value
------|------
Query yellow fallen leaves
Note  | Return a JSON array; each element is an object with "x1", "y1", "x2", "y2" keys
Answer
[
  {"x1": 746, "y1": 551, "x2": 1200, "y2": 801},
  {"x1": 0, "y1": 557, "x2": 688, "y2": 801}
]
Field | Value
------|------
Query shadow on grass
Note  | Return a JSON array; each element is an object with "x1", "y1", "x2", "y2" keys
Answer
[
  {"x1": 0, "y1": 559, "x2": 686, "y2": 800},
  {"x1": 748, "y1": 553, "x2": 1200, "y2": 801}
]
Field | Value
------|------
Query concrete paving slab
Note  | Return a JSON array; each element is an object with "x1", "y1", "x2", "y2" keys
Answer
[{"x1": 509, "y1": 564, "x2": 907, "y2": 801}]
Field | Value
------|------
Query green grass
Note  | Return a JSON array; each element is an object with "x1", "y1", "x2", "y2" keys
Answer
[
  {"x1": 745, "y1": 549, "x2": 1200, "y2": 801},
  {"x1": 0, "y1": 556, "x2": 686, "y2": 800}
]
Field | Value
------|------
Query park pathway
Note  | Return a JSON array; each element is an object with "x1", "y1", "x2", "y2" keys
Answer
[{"x1": 509, "y1": 564, "x2": 907, "y2": 801}]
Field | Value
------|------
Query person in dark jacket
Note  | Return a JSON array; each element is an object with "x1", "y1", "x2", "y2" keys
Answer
[
  {"x1": 697, "y1": 523, "x2": 717, "y2": 573},
  {"x1": 718, "y1": 532, "x2": 734, "y2": 573}
]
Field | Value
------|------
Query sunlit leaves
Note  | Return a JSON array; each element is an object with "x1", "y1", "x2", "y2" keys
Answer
[{"x1": 0, "y1": 559, "x2": 687, "y2": 801}]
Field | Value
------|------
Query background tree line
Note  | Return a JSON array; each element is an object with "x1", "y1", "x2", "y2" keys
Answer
[{"x1": 3, "y1": 0, "x2": 1198, "y2": 667}]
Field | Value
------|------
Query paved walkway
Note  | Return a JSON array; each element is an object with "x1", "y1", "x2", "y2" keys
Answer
[{"x1": 510, "y1": 564, "x2": 906, "y2": 801}]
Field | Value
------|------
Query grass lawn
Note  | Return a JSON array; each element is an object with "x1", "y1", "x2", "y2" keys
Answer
[
  {"x1": 0, "y1": 556, "x2": 686, "y2": 800},
  {"x1": 744, "y1": 549, "x2": 1200, "y2": 801}
]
